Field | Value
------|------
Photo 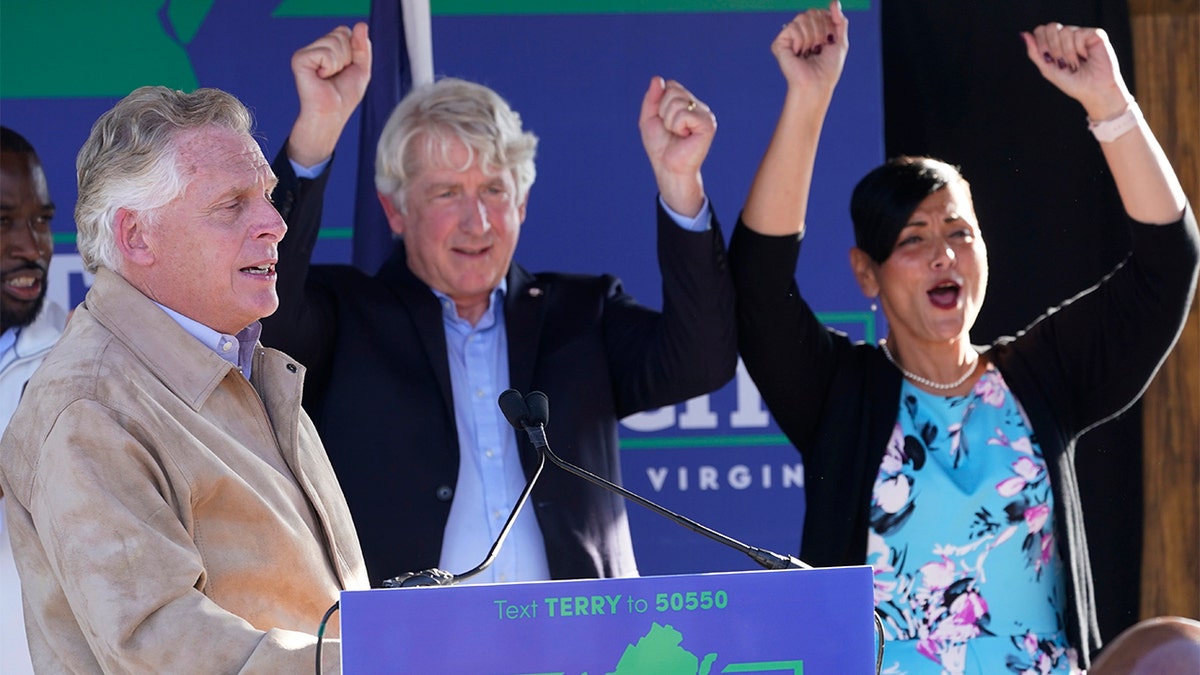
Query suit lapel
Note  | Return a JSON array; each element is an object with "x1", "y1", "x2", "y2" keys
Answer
[
  {"x1": 504, "y1": 264, "x2": 547, "y2": 401},
  {"x1": 375, "y1": 248, "x2": 548, "y2": 446},
  {"x1": 378, "y1": 243, "x2": 457, "y2": 420}
]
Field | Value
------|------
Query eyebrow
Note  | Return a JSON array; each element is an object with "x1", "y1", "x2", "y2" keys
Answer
[
  {"x1": 418, "y1": 181, "x2": 467, "y2": 197},
  {"x1": 218, "y1": 172, "x2": 278, "y2": 198}
]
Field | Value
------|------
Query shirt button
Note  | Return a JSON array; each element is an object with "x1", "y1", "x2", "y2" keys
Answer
[
  {"x1": 485, "y1": 449, "x2": 494, "y2": 459},
  {"x1": 435, "y1": 485, "x2": 454, "y2": 502},
  {"x1": 221, "y1": 341, "x2": 233, "y2": 352}
]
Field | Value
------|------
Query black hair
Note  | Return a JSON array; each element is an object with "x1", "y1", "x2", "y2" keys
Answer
[
  {"x1": 0, "y1": 126, "x2": 38, "y2": 154},
  {"x1": 850, "y1": 156, "x2": 969, "y2": 264}
]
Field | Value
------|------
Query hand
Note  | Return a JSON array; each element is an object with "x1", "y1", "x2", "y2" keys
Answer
[
  {"x1": 775, "y1": 0, "x2": 849, "y2": 100},
  {"x1": 1021, "y1": 23, "x2": 1132, "y2": 122},
  {"x1": 639, "y1": 77, "x2": 716, "y2": 217},
  {"x1": 287, "y1": 22, "x2": 373, "y2": 167}
]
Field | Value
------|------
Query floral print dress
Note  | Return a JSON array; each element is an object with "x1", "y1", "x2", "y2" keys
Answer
[{"x1": 869, "y1": 364, "x2": 1078, "y2": 675}]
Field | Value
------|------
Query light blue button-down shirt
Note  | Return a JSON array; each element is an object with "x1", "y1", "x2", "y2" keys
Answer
[{"x1": 435, "y1": 280, "x2": 551, "y2": 584}]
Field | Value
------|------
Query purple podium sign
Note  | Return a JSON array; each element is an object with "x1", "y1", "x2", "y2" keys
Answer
[{"x1": 340, "y1": 565, "x2": 876, "y2": 673}]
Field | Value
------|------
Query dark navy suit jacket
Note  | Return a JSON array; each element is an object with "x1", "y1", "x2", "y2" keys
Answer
[{"x1": 264, "y1": 154, "x2": 737, "y2": 586}]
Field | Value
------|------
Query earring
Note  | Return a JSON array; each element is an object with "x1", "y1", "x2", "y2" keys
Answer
[{"x1": 867, "y1": 298, "x2": 881, "y2": 344}]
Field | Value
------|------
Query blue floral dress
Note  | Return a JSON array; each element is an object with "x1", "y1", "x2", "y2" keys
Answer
[{"x1": 868, "y1": 365, "x2": 1079, "y2": 674}]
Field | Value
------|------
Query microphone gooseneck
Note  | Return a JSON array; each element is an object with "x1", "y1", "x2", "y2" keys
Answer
[
  {"x1": 381, "y1": 390, "x2": 546, "y2": 589},
  {"x1": 500, "y1": 389, "x2": 810, "y2": 572}
]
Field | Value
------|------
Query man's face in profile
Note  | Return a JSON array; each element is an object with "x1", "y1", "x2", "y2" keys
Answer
[
  {"x1": 131, "y1": 126, "x2": 285, "y2": 335},
  {"x1": 0, "y1": 148, "x2": 54, "y2": 333}
]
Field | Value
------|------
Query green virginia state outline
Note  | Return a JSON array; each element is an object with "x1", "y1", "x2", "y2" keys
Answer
[{"x1": 514, "y1": 620, "x2": 805, "y2": 675}]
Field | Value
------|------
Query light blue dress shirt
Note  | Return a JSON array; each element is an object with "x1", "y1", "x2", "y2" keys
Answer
[{"x1": 435, "y1": 280, "x2": 551, "y2": 583}]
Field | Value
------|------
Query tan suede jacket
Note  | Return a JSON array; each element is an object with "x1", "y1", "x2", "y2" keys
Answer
[{"x1": 0, "y1": 268, "x2": 369, "y2": 674}]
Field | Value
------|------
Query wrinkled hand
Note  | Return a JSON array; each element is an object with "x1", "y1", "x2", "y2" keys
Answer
[
  {"x1": 639, "y1": 77, "x2": 716, "y2": 217},
  {"x1": 775, "y1": 0, "x2": 849, "y2": 99},
  {"x1": 1021, "y1": 23, "x2": 1132, "y2": 122},
  {"x1": 288, "y1": 22, "x2": 373, "y2": 167}
]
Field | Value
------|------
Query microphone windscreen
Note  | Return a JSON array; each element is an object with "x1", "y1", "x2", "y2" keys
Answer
[
  {"x1": 525, "y1": 391, "x2": 549, "y2": 427},
  {"x1": 498, "y1": 389, "x2": 530, "y2": 429}
]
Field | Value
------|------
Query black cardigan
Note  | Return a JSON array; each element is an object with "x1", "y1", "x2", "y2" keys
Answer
[{"x1": 730, "y1": 207, "x2": 1198, "y2": 666}]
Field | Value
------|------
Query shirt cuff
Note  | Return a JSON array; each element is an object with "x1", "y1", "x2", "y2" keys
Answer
[
  {"x1": 659, "y1": 195, "x2": 712, "y2": 232},
  {"x1": 290, "y1": 156, "x2": 331, "y2": 180}
]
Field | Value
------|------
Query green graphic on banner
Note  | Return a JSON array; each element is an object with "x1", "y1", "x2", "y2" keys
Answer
[
  {"x1": 1, "y1": 0, "x2": 209, "y2": 97},
  {"x1": 611, "y1": 622, "x2": 718, "y2": 674},
  {"x1": 484, "y1": 620, "x2": 806, "y2": 674},
  {"x1": 722, "y1": 662, "x2": 805, "y2": 674},
  {"x1": 0, "y1": 0, "x2": 371, "y2": 98},
  {"x1": 622, "y1": 434, "x2": 792, "y2": 450},
  {"x1": 167, "y1": 0, "x2": 214, "y2": 43},
  {"x1": 272, "y1": 0, "x2": 369, "y2": 17}
]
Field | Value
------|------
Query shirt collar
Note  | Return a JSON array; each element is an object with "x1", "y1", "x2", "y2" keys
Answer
[
  {"x1": 0, "y1": 326, "x2": 17, "y2": 353},
  {"x1": 154, "y1": 303, "x2": 261, "y2": 380},
  {"x1": 432, "y1": 279, "x2": 508, "y2": 332},
  {"x1": 0, "y1": 326, "x2": 17, "y2": 369}
]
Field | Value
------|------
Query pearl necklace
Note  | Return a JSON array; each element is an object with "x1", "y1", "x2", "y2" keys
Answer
[{"x1": 879, "y1": 340, "x2": 977, "y2": 390}]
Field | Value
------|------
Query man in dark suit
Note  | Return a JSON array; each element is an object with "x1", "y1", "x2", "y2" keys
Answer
[{"x1": 262, "y1": 24, "x2": 736, "y2": 586}]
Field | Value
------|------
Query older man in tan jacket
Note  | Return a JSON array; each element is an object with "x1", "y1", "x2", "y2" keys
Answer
[{"x1": 0, "y1": 81, "x2": 369, "y2": 673}]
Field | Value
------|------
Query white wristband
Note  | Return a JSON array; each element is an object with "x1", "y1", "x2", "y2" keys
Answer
[{"x1": 1087, "y1": 102, "x2": 1142, "y2": 143}]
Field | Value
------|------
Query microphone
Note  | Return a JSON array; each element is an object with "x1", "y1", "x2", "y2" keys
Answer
[
  {"x1": 498, "y1": 388, "x2": 811, "y2": 572},
  {"x1": 380, "y1": 401, "x2": 547, "y2": 588}
]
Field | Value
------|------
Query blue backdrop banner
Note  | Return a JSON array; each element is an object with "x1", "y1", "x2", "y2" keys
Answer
[{"x1": 0, "y1": 0, "x2": 883, "y2": 578}]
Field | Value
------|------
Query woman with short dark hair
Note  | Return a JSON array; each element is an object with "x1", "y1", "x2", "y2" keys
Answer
[{"x1": 730, "y1": 3, "x2": 1198, "y2": 672}]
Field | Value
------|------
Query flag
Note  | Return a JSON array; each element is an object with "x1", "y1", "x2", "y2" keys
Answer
[{"x1": 353, "y1": 0, "x2": 413, "y2": 273}]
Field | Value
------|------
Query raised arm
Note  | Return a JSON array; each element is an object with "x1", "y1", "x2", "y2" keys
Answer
[
  {"x1": 742, "y1": 1, "x2": 849, "y2": 237},
  {"x1": 286, "y1": 22, "x2": 372, "y2": 167},
  {"x1": 638, "y1": 76, "x2": 717, "y2": 218},
  {"x1": 263, "y1": 24, "x2": 371, "y2": 370},
  {"x1": 1021, "y1": 23, "x2": 1186, "y2": 225}
]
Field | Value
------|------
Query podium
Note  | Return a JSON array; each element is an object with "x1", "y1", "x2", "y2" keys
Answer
[{"x1": 341, "y1": 565, "x2": 877, "y2": 673}]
